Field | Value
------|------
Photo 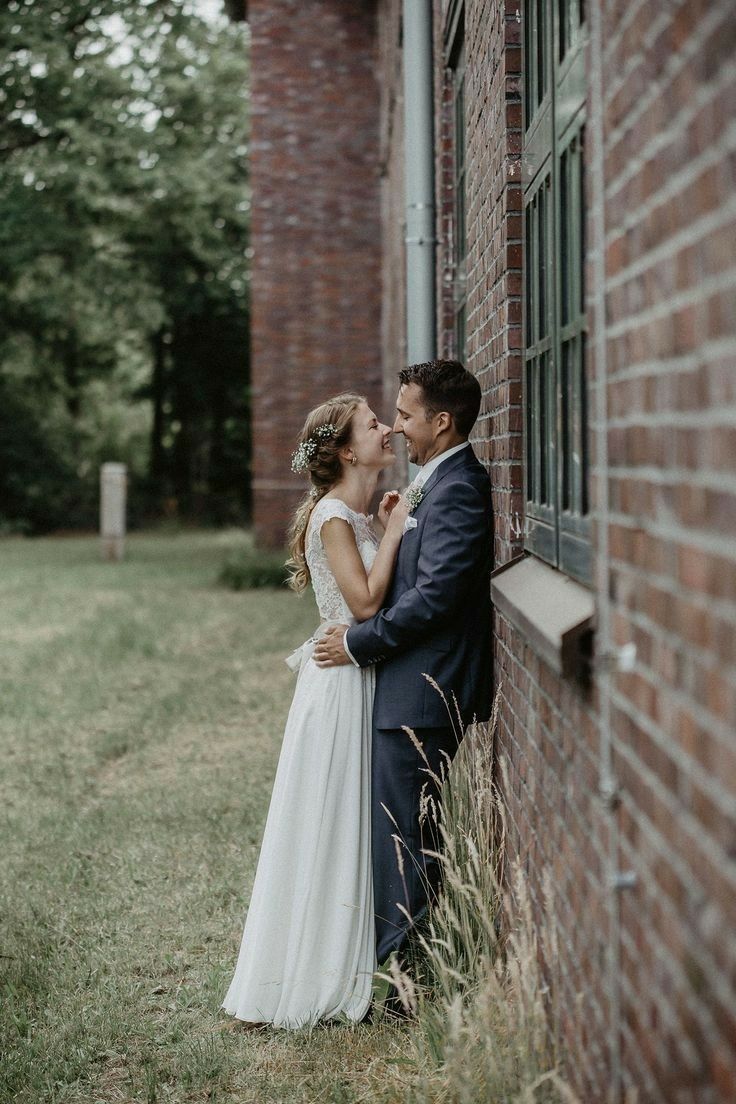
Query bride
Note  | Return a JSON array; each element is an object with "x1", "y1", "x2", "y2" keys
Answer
[{"x1": 222, "y1": 392, "x2": 408, "y2": 1028}]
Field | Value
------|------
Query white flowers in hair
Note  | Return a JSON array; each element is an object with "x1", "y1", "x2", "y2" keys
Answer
[{"x1": 291, "y1": 423, "x2": 338, "y2": 473}]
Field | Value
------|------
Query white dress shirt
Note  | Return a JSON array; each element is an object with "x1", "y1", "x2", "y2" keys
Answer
[
  {"x1": 342, "y1": 441, "x2": 471, "y2": 665},
  {"x1": 409, "y1": 440, "x2": 470, "y2": 489}
]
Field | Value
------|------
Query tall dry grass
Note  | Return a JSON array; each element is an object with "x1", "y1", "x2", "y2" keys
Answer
[{"x1": 387, "y1": 686, "x2": 579, "y2": 1104}]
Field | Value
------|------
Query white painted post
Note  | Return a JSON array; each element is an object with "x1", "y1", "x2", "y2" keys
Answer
[{"x1": 100, "y1": 463, "x2": 127, "y2": 562}]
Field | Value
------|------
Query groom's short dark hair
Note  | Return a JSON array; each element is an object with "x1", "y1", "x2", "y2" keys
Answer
[{"x1": 398, "y1": 359, "x2": 482, "y2": 438}]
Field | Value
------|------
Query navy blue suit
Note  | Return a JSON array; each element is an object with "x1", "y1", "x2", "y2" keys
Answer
[{"x1": 346, "y1": 445, "x2": 493, "y2": 962}]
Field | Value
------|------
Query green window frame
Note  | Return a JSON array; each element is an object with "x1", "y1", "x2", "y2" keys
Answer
[{"x1": 522, "y1": 0, "x2": 590, "y2": 583}]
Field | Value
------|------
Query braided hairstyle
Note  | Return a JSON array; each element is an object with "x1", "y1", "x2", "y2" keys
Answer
[{"x1": 286, "y1": 392, "x2": 365, "y2": 593}]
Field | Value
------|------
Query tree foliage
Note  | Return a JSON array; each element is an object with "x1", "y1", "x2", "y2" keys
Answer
[{"x1": 0, "y1": 0, "x2": 250, "y2": 531}]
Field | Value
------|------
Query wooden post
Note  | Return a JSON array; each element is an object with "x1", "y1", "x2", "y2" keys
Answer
[{"x1": 100, "y1": 463, "x2": 127, "y2": 562}]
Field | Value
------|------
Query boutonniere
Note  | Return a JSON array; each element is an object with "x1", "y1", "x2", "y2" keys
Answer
[{"x1": 405, "y1": 485, "x2": 424, "y2": 513}]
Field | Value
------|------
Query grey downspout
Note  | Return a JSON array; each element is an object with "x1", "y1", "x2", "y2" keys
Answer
[{"x1": 402, "y1": 0, "x2": 436, "y2": 367}]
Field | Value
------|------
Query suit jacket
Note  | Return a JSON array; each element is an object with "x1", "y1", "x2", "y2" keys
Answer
[{"x1": 346, "y1": 445, "x2": 493, "y2": 729}]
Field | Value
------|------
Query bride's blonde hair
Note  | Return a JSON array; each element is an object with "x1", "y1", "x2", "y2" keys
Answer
[{"x1": 286, "y1": 392, "x2": 365, "y2": 594}]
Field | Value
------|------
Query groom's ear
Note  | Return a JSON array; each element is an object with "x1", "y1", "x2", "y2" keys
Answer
[{"x1": 434, "y1": 410, "x2": 453, "y2": 435}]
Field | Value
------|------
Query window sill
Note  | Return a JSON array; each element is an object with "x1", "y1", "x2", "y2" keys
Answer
[{"x1": 490, "y1": 553, "x2": 595, "y2": 679}]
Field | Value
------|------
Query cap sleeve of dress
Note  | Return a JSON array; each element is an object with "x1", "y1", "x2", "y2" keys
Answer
[{"x1": 308, "y1": 498, "x2": 358, "y2": 550}]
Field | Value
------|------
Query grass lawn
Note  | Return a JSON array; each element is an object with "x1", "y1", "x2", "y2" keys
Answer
[{"x1": 0, "y1": 532, "x2": 410, "y2": 1104}]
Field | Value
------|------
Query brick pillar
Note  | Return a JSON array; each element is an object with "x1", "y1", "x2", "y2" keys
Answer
[{"x1": 249, "y1": 0, "x2": 382, "y2": 547}]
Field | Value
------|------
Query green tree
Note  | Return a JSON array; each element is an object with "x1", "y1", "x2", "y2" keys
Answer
[{"x1": 0, "y1": 0, "x2": 249, "y2": 531}]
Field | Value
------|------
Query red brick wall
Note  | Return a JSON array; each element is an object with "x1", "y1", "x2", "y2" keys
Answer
[
  {"x1": 435, "y1": 1, "x2": 736, "y2": 1100},
  {"x1": 456, "y1": 9, "x2": 611, "y2": 1095},
  {"x1": 249, "y1": 0, "x2": 382, "y2": 546},
  {"x1": 463, "y1": 0, "x2": 525, "y2": 567},
  {"x1": 595, "y1": 2, "x2": 736, "y2": 1098},
  {"x1": 249, "y1": 0, "x2": 736, "y2": 1095},
  {"x1": 434, "y1": 0, "x2": 456, "y2": 363}
]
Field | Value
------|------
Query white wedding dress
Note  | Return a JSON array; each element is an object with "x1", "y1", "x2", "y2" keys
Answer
[{"x1": 222, "y1": 498, "x2": 378, "y2": 1027}]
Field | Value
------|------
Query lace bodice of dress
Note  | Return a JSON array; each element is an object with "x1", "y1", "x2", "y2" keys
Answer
[{"x1": 305, "y1": 498, "x2": 379, "y2": 623}]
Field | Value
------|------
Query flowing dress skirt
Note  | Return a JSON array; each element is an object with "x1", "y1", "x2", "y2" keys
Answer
[{"x1": 222, "y1": 637, "x2": 376, "y2": 1027}]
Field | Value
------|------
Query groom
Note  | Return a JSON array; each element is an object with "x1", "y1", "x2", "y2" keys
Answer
[{"x1": 314, "y1": 359, "x2": 493, "y2": 970}]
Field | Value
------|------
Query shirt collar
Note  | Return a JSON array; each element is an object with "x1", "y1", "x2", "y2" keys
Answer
[{"x1": 415, "y1": 441, "x2": 470, "y2": 487}]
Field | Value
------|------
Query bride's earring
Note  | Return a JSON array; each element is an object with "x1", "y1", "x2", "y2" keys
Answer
[{"x1": 351, "y1": 454, "x2": 357, "y2": 466}]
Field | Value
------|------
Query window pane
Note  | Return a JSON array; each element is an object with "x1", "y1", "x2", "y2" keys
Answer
[
  {"x1": 536, "y1": 0, "x2": 546, "y2": 109},
  {"x1": 578, "y1": 133, "x2": 586, "y2": 314},
  {"x1": 526, "y1": 359, "x2": 535, "y2": 501},
  {"x1": 526, "y1": 205, "x2": 533, "y2": 346},
  {"x1": 558, "y1": 0, "x2": 586, "y2": 59},
  {"x1": 558, "y1": 0, "x2": 567, "y2": 61},
  {"x1": 537, "y1": 181, "x2": 548, "y2": 339},
  {"x1": 576, "y1": 333, "x2": 588, "y2": 515},
  {"x1": 560, "y1": 133, "x2": 585, "y2": 326},
  {"x1": 560, "y1": 145, "x2": 570, "y2": 325},
  {"x1": 522, "y1": 1, "x2": 589, "y2": 577},
  {"x1": 523, "y1": 0, "x2": 533, "y2": 129},
  {"x1": 561, "y1": 341, "x2": 571, "y2": 511},
  {"x1": 539, "y1": 351, "x2": 549, "y2": 505}
]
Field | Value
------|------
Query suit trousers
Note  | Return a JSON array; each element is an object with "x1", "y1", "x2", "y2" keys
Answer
[{"x1": 372, "y1": 723, "x2": 461, "y2": 965}]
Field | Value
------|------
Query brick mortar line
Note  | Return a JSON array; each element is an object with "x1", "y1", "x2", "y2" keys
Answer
[
  {"x1": 603, "y1": 266, "x2": 736, "y2": 340},
  {"x1": 601, "y1": 337, "x2": 736, "y2": 381},
  {"x1": 525, "y1": 871, "x2": 603, "y2": 971},
  {"x1": 529, "y1": 765, "x2": 609, "y2": 870},
  {"x1": 605, "y1": 408, "x2": 736, "y2": 430},
  {"x1": 494, "y1": 639, "x2": 603, "y2": 785},
  {"x1": 605, "y1": 510, "x2": 736, "y2": 563},
  {"x1": 610, "y1": 654, "x2": 736, "y2": 802},
  {"x1": 601, "y1": 0, "x2": 667, "y2": 68},
  {"x1": 616, "y1": 840, "x2": 736, "y2": 1029},
  {"x1": 604, "y1": 194, "x2": 736, "y2": 285},
  {"x1": 619, "y1": 593, "x2": 736, "y2": 680},
  {"x1": 617, "y1": 1017, "x2": 666, "y2": 1103},
  {"x1": 496, "y1": 821, "x2": 612, "y2": 1041},
  {"x1": 607, "y1": 466, "x2": 736, "y2": 494},
  {"x1": 466, "y1": 320, "x2": 520, "y2": 347},
  {"x1": 617, "y1": 931, "x2": 722, "y2": 1070},
  {"x1": 502, "y1": 805, "x2": 607, "y2": 983},
  {"x1": 618, "y1": 932, "x2": 711, "y2": 1067},
  {"x1": 619, "y1": 1012, "x2": 676, "y2": 1088},
  {"x1": 604, "y1": 121, "x2": 736, "y2": 243},
  {"x1": 614, "y1": 770, "x2": 736, "y2": 989},
  {"x1": 605, "y1": 554, "x2": 736, "y2": 621},
  {"x1": 617, "y1": 1023, "x2": 682, "y2": 1098},
  {"x1": 612, "y1": 693, "x2": 736, "y2": 859},
  {"x1": 604, "y1": 553, "x2": 736, "y2": 621},
  {"x1": 608, "y1": 618, "x2": 736, "y2": 752},
  {"x1": 603, "y1": 4, "x2": 727, "y2": 154}
]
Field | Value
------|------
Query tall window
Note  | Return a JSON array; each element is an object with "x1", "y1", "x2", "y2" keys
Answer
[
  {"x1": 450, "y1": 31, "x2": 466, "y2": 360},
  {"x1": 523, "y1": 1, "x2": 589, "y2": 583}
]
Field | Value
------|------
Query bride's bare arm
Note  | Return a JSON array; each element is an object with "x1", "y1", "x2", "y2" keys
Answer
[{"x1": 320, "y1": 499, "x2": 409, "y2": 621}]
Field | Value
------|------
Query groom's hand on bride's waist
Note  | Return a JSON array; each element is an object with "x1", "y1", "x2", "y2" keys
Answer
[{"x1": 313, "y1": 625, "x2": 350, "y2": 668}]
